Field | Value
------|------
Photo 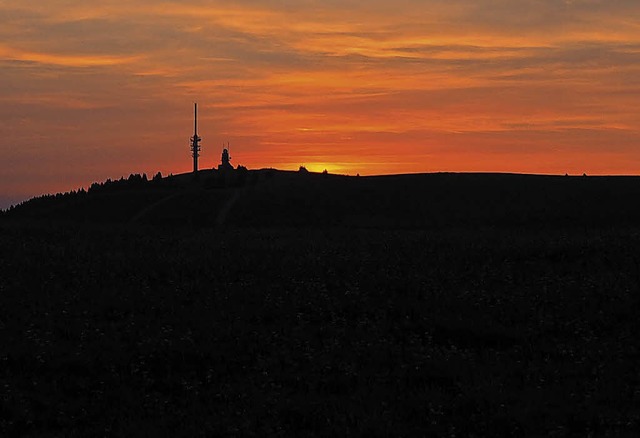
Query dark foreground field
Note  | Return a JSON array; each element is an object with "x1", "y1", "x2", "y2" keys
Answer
[{"x1": 2, "y1": 172, "x2": 640, "y2": 436}]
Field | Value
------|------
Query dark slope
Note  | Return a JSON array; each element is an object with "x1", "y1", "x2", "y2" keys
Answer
[
  {"x1": 227, "y1": 172, "x2": 640, "y2": 229},
  {"x1": 3, "y1": 171, "x2": 640, "y2": 436},
  {"x1": 4, "y1": 170, "x2": 640, "y2": 229}
]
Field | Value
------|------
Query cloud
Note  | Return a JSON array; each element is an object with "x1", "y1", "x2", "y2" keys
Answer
[{"x1": 0, "y1": 45, "x2": 140, "y2": 67}]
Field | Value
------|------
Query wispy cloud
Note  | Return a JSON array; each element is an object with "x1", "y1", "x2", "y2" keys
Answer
[{"x1": 0, "y1": 45, "x2": 140, "y2": 67}]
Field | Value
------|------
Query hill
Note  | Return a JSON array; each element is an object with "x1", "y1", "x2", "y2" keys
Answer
[
  {"x1": 2, "y1": 170, "x2": 640, "y2": 436},
  {"x1": 4, "y1": 169, "x2": 640, "y2": 230}
]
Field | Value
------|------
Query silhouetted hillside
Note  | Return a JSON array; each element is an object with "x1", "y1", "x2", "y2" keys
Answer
[
  {"x1": 4, "y1": 170, "x2": 640, "y2": 230},
  {"x1": 3, "y1": 170, "x2": 640, "y2": 436}
]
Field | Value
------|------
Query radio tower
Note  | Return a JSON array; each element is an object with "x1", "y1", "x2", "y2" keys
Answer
[{"x1": 190, "y1": 103, "x2": 201, "y2": 173}]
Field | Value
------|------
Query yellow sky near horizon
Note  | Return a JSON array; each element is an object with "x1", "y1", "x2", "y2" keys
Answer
[{"x1": 2, "y1": 0, "x2": 640, "y2": 205}]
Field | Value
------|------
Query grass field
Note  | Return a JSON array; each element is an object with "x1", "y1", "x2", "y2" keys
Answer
[{"x1": 2, "y1": 172, "x2": 640, "y2": 436}]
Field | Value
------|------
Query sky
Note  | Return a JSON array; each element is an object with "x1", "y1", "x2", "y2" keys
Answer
[{"x1": 2, "y1": 0, "x2": 640, "y2": 207}]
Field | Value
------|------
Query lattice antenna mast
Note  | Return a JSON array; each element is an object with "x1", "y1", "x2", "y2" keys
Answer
[{"x1": 190, "y1": 103, "x2": 201, "y2": 173}]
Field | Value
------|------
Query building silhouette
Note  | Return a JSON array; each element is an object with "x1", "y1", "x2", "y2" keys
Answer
[{"x1": 218, "y1": 145, "x2": 234, "y2": 171}]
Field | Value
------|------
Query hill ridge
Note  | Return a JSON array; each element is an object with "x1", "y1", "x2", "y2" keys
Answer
[{"x1": 3, "y1": 170, "x2": 640, "y2": 229}]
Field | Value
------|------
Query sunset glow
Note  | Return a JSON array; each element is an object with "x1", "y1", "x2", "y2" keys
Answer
[{"x1": 2, "y1": 1, "x2": 640, "y2": 206}]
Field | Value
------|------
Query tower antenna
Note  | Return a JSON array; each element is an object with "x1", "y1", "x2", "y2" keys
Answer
[{"x1": 190, "y1": 102, "x2": 201, "y2": 173}]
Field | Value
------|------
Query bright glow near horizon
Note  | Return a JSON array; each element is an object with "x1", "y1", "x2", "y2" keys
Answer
[{"x1": 2, "y1": 1, "x2": 640, "y2": 206}]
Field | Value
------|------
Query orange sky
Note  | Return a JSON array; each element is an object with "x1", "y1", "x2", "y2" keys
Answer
[{"x1": 2, "y1": 1, "x2": 640, "y2": 207}]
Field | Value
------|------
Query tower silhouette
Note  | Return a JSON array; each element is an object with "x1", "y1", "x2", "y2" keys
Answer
[{"x1": 190, "y1": 103, "x2": 201, "y2": 173}]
